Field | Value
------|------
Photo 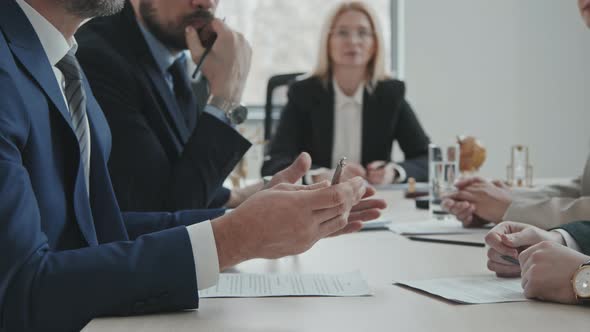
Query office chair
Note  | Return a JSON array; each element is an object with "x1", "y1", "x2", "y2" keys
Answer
[{"x1": 263, "y1": 72, "x2": 305, "y2": 141}]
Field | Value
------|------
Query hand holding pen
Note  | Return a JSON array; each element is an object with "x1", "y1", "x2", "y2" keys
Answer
[
  {"x1": 331, "y1": 157, "x2": 347, "y2": 185},
  {"x1": 328, "y1": 157, "x2": 388, "y2": 236},
  {"x1": 185, "y1": 17, "x2": 252, "y2": 103}
]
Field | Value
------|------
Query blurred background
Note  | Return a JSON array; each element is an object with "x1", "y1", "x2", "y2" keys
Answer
[{"x1": 216, "y1": 0, "x2": 590, "y2": 181}]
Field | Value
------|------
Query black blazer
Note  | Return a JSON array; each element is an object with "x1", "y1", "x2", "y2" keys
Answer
[
  {"x1": 76, "y1": 3, "x2": 251, "y2": 212},
  {"x1": 559, "y1": 221, "x2": 590, "y2": 255},
  {"x1": 262, "y1": 76, "x2": 430, "y2": 182}
]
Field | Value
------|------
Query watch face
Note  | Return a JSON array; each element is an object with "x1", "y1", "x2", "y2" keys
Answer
[
  {"x1": 229, "y1": 106, "x2": 248, "y2": 125},
  {"x1": 574, "y1": 266, "x2": 590, "y2": 298}
]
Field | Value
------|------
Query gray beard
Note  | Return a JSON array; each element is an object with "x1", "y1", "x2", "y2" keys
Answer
[{"x1": 59, "y1": 0, "x2": 125, "y2": 18}]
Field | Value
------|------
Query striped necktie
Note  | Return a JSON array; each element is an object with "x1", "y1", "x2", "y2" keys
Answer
[{"x1": 56, "y1": 50, "x2": 91, "y2": 194}]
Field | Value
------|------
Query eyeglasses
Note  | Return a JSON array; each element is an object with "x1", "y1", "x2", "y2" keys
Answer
[{"x1": 330, "y1": 28, "x2": 374, "y2": 41}]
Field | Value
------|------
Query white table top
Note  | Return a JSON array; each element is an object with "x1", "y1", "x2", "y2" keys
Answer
[{"x1": 83, "y1": 189, "x2": 589, "y2": 332}]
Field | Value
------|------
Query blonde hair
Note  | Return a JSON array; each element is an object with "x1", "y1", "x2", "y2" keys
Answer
[{"x1": 312, "y1": 1, "x2": 390, "y2": 91}]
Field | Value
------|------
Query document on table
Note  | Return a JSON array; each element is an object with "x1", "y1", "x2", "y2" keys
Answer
[
  {"x1": 362, "y1": 216, "x2": 393, "y2": 230},
  {"x1": 199, "y1": 271, "x2": 370, "y2": 298},
  {"x1": 388, "y1": 219, "x2": 491, "y2": 235},
  {"x1": 396, "y1": 275, "x2": 528, "y2": 304},
  {"x1": 375, "y1": 182, "x2": 429, "y2": 191}
]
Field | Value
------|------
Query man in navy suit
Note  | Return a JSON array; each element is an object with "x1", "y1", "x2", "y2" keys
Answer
[
  {"x1": 0, "y1": 0, "x2": 385, "y2": 330},
  {"x1": 76, "y1": 0, "x2": 257, "y2": 212}
]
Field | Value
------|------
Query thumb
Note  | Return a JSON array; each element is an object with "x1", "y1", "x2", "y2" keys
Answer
[
  {"x1": 502, "y1": 228, "x2": 538, "y2": 248},
  {"x1": 275, "y1": 152, "x2": 312, "y2": 184}
]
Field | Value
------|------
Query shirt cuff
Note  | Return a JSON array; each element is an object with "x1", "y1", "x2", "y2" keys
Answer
[
  {"x1": 552, "y1": 229, "x2": 582, "y2": 252},
  {"x1": 186, "y1": 220, "x2": 220, "y2": 290},
  {"x1": 392, "y1": 163, "x2": 407, "y2": 183},
  {"x1": 204, "y1": 104, "x2": 234, "y2": 128}
]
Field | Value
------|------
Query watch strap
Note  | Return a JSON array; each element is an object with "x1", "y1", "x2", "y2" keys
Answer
[{"x1": 207, "y1": 95, "x2": 248, "y2": 125}]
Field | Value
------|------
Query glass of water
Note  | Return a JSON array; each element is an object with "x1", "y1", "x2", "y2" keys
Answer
[{"x1": 429, "y1": 143, "x2": 459, "y2": 219}]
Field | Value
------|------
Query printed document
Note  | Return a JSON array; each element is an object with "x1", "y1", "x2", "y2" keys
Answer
[
  {"x1": 396, "y1": 275, "x2": 528, "y2": 304},
  {"x1": 199, "y1": 271, "x2": 370, "y2": 298},
  {"x1": 388, "y1": 219, "x2": 491, "y2": 235}
]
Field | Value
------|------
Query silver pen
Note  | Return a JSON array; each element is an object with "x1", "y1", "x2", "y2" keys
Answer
[
  {"x1": 501, "y1": 255, "x2": 520, "y2": 266},
  {"x1": 331, "y1": 157, "x2": 347, "y2": 185}
]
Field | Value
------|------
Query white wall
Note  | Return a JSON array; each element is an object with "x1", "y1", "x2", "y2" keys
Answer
[{"x1": 401, "y1": 0, "x2": 590, "y2": 179}]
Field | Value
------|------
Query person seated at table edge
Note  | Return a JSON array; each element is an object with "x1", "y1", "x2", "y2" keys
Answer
[{"x1": 261, "y1": 1, "x2": 431, "y2": 186}]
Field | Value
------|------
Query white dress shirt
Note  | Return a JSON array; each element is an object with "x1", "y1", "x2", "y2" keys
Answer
[
  {"x1": 16, "y1": 0, "x2": 219, "y2": 290},
  {"x1": 553, "y1": 229, "x2": 582, "y2": 252},
  {"x1": 331, "y1": 80, "x2": 407, "y2": 183},
  {"x1": 332, "y1": 80, "x2": 364, "y2": 168}
]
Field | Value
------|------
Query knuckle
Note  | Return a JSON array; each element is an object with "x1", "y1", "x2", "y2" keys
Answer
[
  {"x1": 332, "y1": 189, "x2": 345, "y2": 206},
  {"x1": 527, "y1": 278, "x2": 539, "y2": 293},
  {"x1": 338, "y1": 215, "x2": 347, "y2": 228},
  {"x1": 484, "y1": 232, "x2": 495, "y2": 245},
  {"x1": 336, "y1": 203, "x2": 346, "y2": 216},
  {"x1": 487, "y1": 260, "x2": 496, "y2": 271},
  {"x1": 538, "y1": 241, "x2": 552, "y2": 249},
  {"x1": 274, "y1": 183, "x2": 288, "y2": 191},
  {"x1": 486, "y1": 249, "x2": 495, "y2": 260}
]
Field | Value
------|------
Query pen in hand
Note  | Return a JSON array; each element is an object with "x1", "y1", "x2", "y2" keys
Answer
[
  {"x1": 501, "y1": 255, "x2": 520, "y2": 266},
  {"x1": 191, "y1": 46, "x2": 212, "y2": 79},
  {"x1": 331, "y1": 157, "x2": 347, "y2": 185},
  {"x1": 191, "y1": 17, "x2": 226, "y2": 80}
]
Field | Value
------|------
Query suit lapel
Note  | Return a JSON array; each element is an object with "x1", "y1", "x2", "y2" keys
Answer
[
  {"x1": 85, "y1": 84, "x2": 128, "y2": 243},
  {"x1": 0, "y1": 1, "x2": 100, "y2": 246},
  {"x1": 0, "y1": 1, "x2": 74, "y2": 132},
  {"x1": 139, "y1": 57, "x2": 191, "y2": 144}
]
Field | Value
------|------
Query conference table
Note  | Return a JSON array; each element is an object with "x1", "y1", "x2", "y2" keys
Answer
[{"x1": 84, "y1": 186, "x2": 589, "y2": 331}]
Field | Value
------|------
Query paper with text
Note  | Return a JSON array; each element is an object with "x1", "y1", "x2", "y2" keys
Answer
[
  {"x1": 388, "y1": 219, "x2": 491, "y2": 235},
  {"x1": 396, "y1": 275, "x2": 528, "y2": 304},
  {"x1": 199, "y1": 271, "x2": 370, "y2": 298}
]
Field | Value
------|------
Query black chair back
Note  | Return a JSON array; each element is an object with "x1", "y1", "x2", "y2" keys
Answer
[{"x1": 264, "y1": 72, "x2": 305, "y2": 141}]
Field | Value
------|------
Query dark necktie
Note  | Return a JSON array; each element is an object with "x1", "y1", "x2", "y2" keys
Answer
[
  {"x1": 56, "y1": 50, "x2": 91, "y2": 194},
  {"x1": 168, "y1": 56, "x2": 198, "y2": 132}
]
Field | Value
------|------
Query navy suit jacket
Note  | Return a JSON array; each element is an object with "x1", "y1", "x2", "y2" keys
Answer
[
  {"x1": 559, "y1": 221, "x2": 590, "y2": 255},
  {"x1": 0, "y1": 1, "x2": 223, "y2": 330},
  {"x1": 75, "y1": 3, "x2": 251, "y2": 212}
]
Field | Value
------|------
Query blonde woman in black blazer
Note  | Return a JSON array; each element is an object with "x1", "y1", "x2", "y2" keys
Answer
[{"x1": 262, "y1": 1, "x2": 430, "y2": 184}]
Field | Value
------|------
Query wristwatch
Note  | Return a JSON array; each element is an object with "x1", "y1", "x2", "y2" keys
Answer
[
  {"x1": 572, "y1": 260, "x2": 590, "y2": 304},
  {"x1": 207, "y1": 95, "x2": 248, "y2": 125}
]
